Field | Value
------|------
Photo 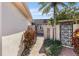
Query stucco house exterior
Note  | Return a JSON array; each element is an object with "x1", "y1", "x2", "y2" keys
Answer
[
  {"x1": 2, "y1": 2, "x2": 32, "y2": 56},
  {"x1": 2, "y1": 2, "x2": 32, "y2": 36},
  {"x1": 33, "y1": 18, "x2": 79, "y2": 48},
  {"x1": 44, "y1": 19, "x2": 79, "y2": 48},
  {"x1": 1, "y1": 2, "x2": 79, "y2": 56},
  {"x1": 33, "y1": 19, "x2": 48, "y2": 36},
  {"x1": 0, "y1": 3, "x2": 2, "y2": 56}
]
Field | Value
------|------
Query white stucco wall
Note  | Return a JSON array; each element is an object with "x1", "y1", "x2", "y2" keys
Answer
[
  {"x1": 43, "y1": 25, "x2": 47, "y2": 39},
  {"x1": 56, "y1": 25, "x2": 60, "y2": 40},
  {"x1": 73, "y1": 24, "x2": 79, "y2": 32},
  {"x1": 44, "y1": 24, "x2": 79, "y2": 41},
  {"x1": 43, "y1": 25, "x2": 60, "y2": 40},
  {"x1": 2, "y1": 3, "x2": 31, "y2": 36},
  {"x1": 2, "y1": 3, "x2": 32, "y2": 56},
  {"x1": 0, "y1": 3, "x2": 2, "y2": 56},
  {"x1": 43, "y1": 25, "x2": 53, "y2": 39}
]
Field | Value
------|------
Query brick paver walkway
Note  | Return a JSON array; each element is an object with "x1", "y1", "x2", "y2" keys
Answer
[
  {"x1": 59, "y1": 47, "x2": 76, "y2": 56},
  {"x1": 29, "y1": 37, "x2": 76, "y2": 56},
  {"x1": 29, "y1": 36, "x2": 46, "y2": 56}
]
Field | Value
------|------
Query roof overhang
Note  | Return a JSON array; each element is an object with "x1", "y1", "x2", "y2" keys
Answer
[
  {"x1": 12, "y1": 2, "x2": 32, "y2": 23},
  {"x1": 58, "y1": 19, "x2": 79, "y2": 23}
]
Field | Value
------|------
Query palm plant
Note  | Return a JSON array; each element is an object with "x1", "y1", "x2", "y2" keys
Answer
[
  {"x1": 39, "y1": 2, "x2": 77, "y2": 40},
  {"x1": 39, "y1": 2, "x2": 67, "y2": 40},
  {"x1": 72, "y1": 7, "x2": 79, "y2": 24},
  {"x1": 39, "y1": 2, "x2": 67, "y2": 24},
  {"x1": 56, "y1": 7, "x2": 79, "y2": 20},
  {"x1": 57, "y1": 3, "x2": 79, "y2": 24}
]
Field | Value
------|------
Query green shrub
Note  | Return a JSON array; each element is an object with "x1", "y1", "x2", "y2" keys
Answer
[
  {"x1": 54, "y1": 40, "x2": 62, "y2": 45},
  {"x1": 44, "y1": 39, "x2": 54, "y2": 47},
  {"x1": 44, "y1": 39, "x2": 63, "y2": 56},
  {"x1": 49, "y1": 44, "x2": 62, "y2": 56}
]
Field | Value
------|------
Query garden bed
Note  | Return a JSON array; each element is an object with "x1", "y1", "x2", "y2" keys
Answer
[{"x1": 39, "y1": 39, "x2": 63, "y2": 56}]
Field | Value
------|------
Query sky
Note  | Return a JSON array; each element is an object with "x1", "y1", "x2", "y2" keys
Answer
[
  {"x1": 27, "y1": 2, "x2": 50, "y2": 19},
  {"x1": 27, "y1": 2, "x2": 79, "y2": 20}
]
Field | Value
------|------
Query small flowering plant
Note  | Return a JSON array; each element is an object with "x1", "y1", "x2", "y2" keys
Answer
[
  {"x1": 72, "y1": 28, "x2": 79, "y2": 55},
  {"x1": 74, "y1": 29, "x2": 79, "y2": 38},
  {"x1": 72, "y1": 28, "x2": 79, "y2": 45}
]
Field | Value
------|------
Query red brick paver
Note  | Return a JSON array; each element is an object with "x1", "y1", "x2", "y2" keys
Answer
[{"x1": 59, "y1": 47, "x2": 76, "y2": 56}]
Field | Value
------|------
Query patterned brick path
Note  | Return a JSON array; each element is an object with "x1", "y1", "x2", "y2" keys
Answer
[
  {"x1": 59, "y1": 47, "x2": 76, "y2": 56},
  {"x1": 29, "y1": 36, "x2": 46, "y2": 56},
  {"x1": 29, "y1": 37, "x2": 76, "y2": 56}
]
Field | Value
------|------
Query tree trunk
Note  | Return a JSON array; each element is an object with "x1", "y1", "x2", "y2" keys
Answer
[{"x1": 53, "y1": 4, "x2": 57, "y2": 41}]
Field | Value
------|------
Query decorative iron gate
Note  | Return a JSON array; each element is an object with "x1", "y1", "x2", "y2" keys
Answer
[{"x1": 60, "y1": 22, "x2": 73, "y2": 47}]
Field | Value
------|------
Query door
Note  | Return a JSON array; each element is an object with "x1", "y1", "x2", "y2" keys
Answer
[
  {"x1": 60, "y1": 22, "x2": 73, "y2": 47},
  {"x1": 36, "y1": 25, "x2": 44, "y2": 36}
]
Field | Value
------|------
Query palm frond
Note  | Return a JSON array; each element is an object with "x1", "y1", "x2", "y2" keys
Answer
[
  {"x1": 67, "y1": 2, "x2": 77, "y2": 7},
  {"x1": 39, "y1": 2, "x2": 49, "y2": 11},
  {"x1": 39, "y1": 2, "x2": 51, "y2": 15}
]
